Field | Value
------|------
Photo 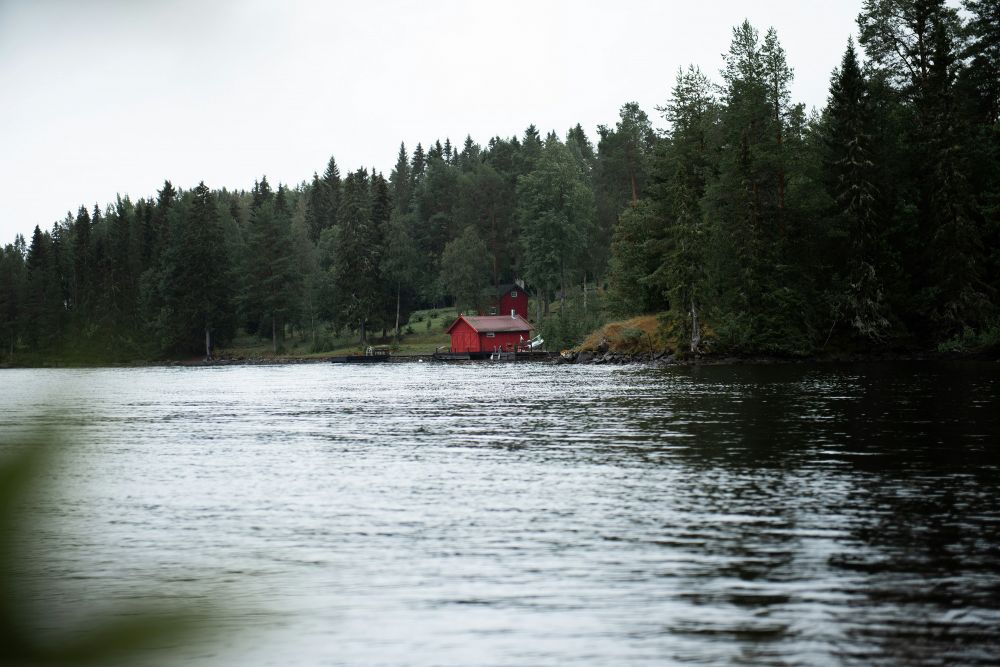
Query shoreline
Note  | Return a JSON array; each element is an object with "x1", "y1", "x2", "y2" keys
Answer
[
  {"x1": 559, "y1": 349, "x2": 998, "y2": 367},
  {"x1": 2, "y1": 348, "x2": 995, "y2": 370}
]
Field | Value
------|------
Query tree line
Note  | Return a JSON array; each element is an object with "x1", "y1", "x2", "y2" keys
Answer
[
  {"x1": 1, "y1": 0, "x2": 998, "y2": 361},
  {"x1": 609, "y1": 0, "x2": 999, "y2": 354},
  {"x1": 0, "y1": 126, "x2": 613, "y2": 360}
]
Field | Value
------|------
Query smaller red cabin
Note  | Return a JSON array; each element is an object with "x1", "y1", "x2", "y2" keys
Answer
[
  {"x1": 484, "y1": 283, "x2": 529, "y2": 319},
  {"x1": 446, "y1": 314, "x2": 534, "y2": 354}
]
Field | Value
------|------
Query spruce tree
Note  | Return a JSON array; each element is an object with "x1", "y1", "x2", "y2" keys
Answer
[
  {"x1": 458, "y1": 135, "x2": 481, "y2": 171},
  {"x1": 516, "y1": 136, "x2": 595, "y2": 317},
  {"x1": 245, "y1": 183, "x2": 299, "y2": 353},
  {"x1": 411, "y1": 143, "x2": 426, "y2": 183},
  {"x1": 594, "y1": 103, "x2": 655, "y2": 279},
  {"x1": 24, "y1": 226, "x2": 62, "y2": 349},
  {"x1": 389, "y1": 142, "x2": 412, "y2": 214},
  {"x1": 652, "y1": 65, "x2": 716, "y2": 351},
  {"x1": 0, "y1": 238, "x2": 26, "y2": 359},
  {"x1": 330, "y1": 169, "x2": 381, "y2": 343},
  {"x1": 440, "y1": 225, "x2": 491, "y2": 313},
  {"x1": 306, "y1": 172, "x2": 326, "y2": 243},
  {"x1": 860, "y1": 0, "x2": 993, "y2": 339},
  {"x1": 704, "y1": 21, "x2": 813, "y2": 354},
  {"x1": 71, "y1": 205, "x2": 92, "y2": 317},
  {"x1": 608, "y1": 200, "x2": 664, "y2": 316},
  {"x1": 823, "y1": 39, "x2": 890, "y2": 339},
  {"x1": 159, "y1": 183, "x2": 234, "y2": 358},
  {"x1": 381, "y1": 209, "x2": 419, "y2": 342}
]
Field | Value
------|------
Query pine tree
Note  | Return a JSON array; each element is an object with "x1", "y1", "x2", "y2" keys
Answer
[
  {"x1": 160, "y1": 183, "x2": 234, "y2": 358},
  {"x1": 565, "y1": 124, "x2": 596, "y2": 176},
  {"x1": 652, "y1": 65, "x2": 716, "y2": 350},
  {"x1": 330, "y1": 170, "x2": 381, "y2": 343},
  {"x1": 381, "y1": 209, "x2": 419, "y2": 342},
  {"x1": 608, "y1": 200, "x2": 664, "y2": 315},
  {"x1": 389, "y1": 142, "x2": 412, "y2": 214},
  {"x1": 961, "y1": 0, "x2": 1000, "y2": 303},
  {"x1": 518, "y1": 125, "x2": 543, "y2": 174},
  {"x1": 454, "y1": 162, "x2": 514, "y2": 290},
  {"x1": 109, "y1": 195, "x2": 135, "y2": 335},
  {"x1": 24, "y1": 226, "x2": 62, "y2": 349},
  {"x1": 440, "y1": 225, "x2": 491, "y2": 313},
  {"x1": 411, "y1": 143, "x2": 426, "y2": 183},
  {"x1": 516, "y1": 136, "x2": 595, "y2": 317},
  {"x1": 245, "y1": 183, "x2": 299, "y2": 353},
  {"x1": 150, "y1": 180, "x2": 176, "y2": 268},
  {"x1": 322, "y1": 157, "x2": 341, "y2": 234},
  {"x1": 458, "y1": 135, "x2": 481, "y2": 171},
  {"x1": 306, "y1": 173, "x2": 326, "y2": 243},
  {"x1": 762, "y1": 28, "x2": 793, "y2": 221},
  {"x1": 428, "y1": 140, "x2": 443, "y2": 162},
  {"x1": 0, "y1": 237, "x2": 27, "y2": 359},
  {"x1": 288, "y1": 192, "x2": 322, "y2": 349},
  {"x1": 413, "y1": 155, "x2": 459, "y2": 302},
  {"x1": 703, "y1": 21, "x2": 813, "y2": 354},
  {"x1": 71, "y1": 205, "x2": 92, "y2": 316},
  {"x1": 860, "y1": 0, "x2": 993, "y2": 338},
  {"x1": 823, "y1": 39, "x2": 890, "y2": 339},
  {"x1": 594, "y1": 103, "x2": 655, "y2": 278}
]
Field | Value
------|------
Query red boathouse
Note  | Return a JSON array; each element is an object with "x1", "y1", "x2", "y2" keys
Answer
[{"x1": 446, "y1": 314, "x2": 534, "y2": 354}]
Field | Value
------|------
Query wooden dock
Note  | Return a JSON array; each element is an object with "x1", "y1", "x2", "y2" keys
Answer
[
  {"x1": 329, "y1": 354, "x2": 392, "y2": 363},
  {"x1": 432, "y1": 350, "x2": 554, "y2": 362},
  {"x1": 433, "y1": 352, "x2": 471, "y2": 361},
  {"x1": 330, "y1": 351, "x2": 555, "y2": 364}
]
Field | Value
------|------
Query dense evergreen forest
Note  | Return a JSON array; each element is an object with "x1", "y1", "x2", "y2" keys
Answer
[{"x1": 2, "y1": 1, "x2": 998, "y2": 362}]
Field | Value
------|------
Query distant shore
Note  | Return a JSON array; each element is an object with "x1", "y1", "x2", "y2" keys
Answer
[{"x1": 3, "y1": 347, "x2": 995, "y2": 370}]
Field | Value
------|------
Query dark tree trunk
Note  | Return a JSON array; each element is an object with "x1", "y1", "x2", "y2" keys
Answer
[
  {"x1": 394, "y1": 283, "x2": 401, "y2": 343},
  {"x1": 690, "y1": 298, "x2": 701, "y2": 353}
]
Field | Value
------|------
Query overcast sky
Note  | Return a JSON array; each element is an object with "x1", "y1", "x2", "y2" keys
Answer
[{"x1": 0, "y1": 0, "x2": 862, "y2": 244}]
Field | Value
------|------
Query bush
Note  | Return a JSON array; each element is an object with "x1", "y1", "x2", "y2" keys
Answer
[
  {"x1": 310, "y1": 332, "x2": 335, "y2": 353},
  {"x1": 938, "y1": 323, "x2": 1000, "y2": 353},
  {"x1": 540, "y1": 300, "x2": 601, "y2": 351}
]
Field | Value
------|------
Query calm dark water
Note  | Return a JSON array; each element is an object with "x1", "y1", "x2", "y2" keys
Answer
[{"x1": 1, "y1": 361, "x2": 999, "y2": 666}]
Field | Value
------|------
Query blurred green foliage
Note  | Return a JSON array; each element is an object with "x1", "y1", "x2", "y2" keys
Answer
[{"x1": 0, "y1": 437, "x2": 212, "y2": 666}]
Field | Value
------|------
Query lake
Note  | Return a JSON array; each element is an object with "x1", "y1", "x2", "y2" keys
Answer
[{"x1": 2, "y1": 361, "x2": 999, "y2": 666}]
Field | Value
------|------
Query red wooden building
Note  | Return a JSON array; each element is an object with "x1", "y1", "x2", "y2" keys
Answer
[
  {"x1": 446, "y1": 314, "x2": 534, "y2": 354},
  {"x1": 491, "y1": 283, "x2": 529, "y2": 319}
]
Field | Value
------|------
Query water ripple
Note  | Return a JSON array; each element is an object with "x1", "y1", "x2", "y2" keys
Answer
[{"x1": 1, "y1": 361, "x2": 999, "y2": 666}]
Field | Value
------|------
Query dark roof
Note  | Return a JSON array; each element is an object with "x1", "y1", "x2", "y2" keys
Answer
[
  {"x1": 480, "y1": 283, "x2": 522, "y2": 298},
  {"x1": 446, "y1": 314, "x2": 534, "y2": 334}
]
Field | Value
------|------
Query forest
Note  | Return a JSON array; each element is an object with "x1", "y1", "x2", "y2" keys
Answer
[{"x1": 1, "y1": 0, "x2": 998, "y2": 362}]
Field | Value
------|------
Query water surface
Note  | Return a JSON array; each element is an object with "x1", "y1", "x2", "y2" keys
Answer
[{"x1": 2, "y1": 361, "x2": 999, "y2": 665}]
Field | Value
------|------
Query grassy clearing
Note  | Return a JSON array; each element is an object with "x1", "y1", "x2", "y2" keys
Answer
[{"x1": 217, "y1": 307, "x2": 460, "y2": 359}]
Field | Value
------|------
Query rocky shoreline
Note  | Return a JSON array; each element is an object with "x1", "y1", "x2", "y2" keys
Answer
[{"x1": 556, "y1": 347, "x2": 996, "y2": 367}]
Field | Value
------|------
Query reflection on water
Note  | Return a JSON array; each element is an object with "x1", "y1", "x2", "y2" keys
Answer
[{"x1": 2, "y1": 361, "x2": 999, "y2": 665}]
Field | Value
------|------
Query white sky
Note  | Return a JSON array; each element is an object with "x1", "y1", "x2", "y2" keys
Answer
[{"x1": 0, "y1": 0, "x2": 861, "y2": 244}]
